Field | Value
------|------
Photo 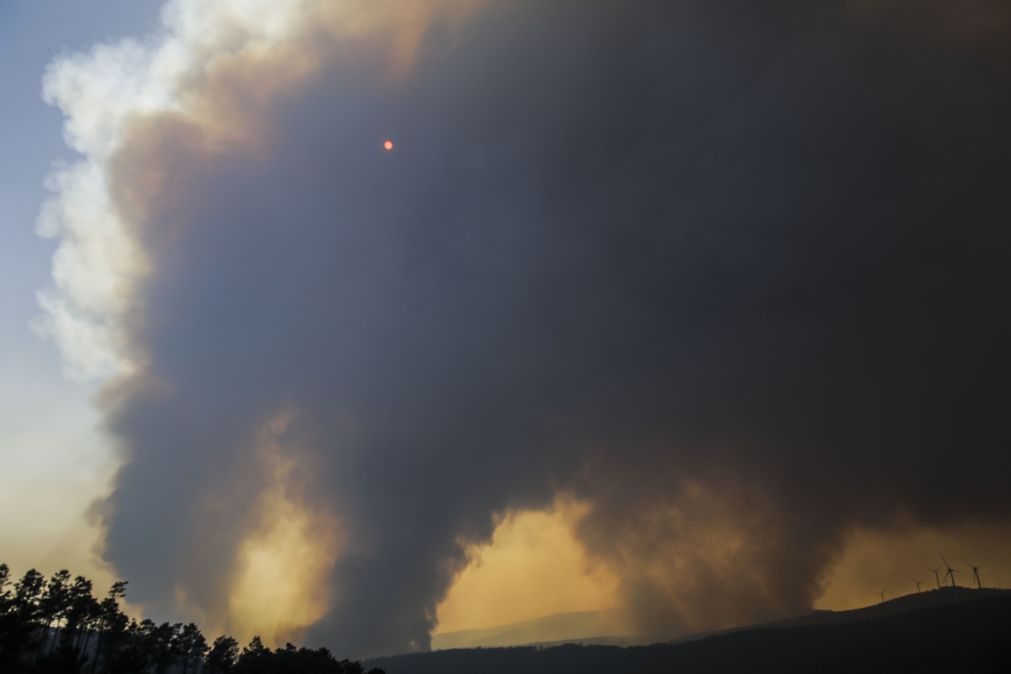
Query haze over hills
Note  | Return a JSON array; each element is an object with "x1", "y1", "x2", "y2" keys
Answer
[
  {"x1": 432, "y1": 610, "x2": 632, "y2": 650},
  {"x1": 435, "y1": 587, "x2": 1006, "y2": 650},
  {"x1": 373, "y1": 589, "x2": 1011, "y2": 674}
]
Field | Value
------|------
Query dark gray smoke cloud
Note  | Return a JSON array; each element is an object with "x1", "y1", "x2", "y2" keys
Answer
[{"x1": 90, "y1": 0, "x2": 1011, "y2": 656}]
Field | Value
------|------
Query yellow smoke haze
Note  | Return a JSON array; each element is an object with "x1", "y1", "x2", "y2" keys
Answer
[
  {"x1": 816, "y1": 521, "x2": 1011, "y2": 610},
  {"x1": 436, "y1": 498, "x2": 622, "y2": 635},
  {"x1": 227, "y1": 491, "x2": 339, "y2": 645},
  {"x1": 434, "y1": 502, "x2": 1011, "y2": 644},
  {"x1": 224, "y1": 411, "x2": 341, "y2": 645}
]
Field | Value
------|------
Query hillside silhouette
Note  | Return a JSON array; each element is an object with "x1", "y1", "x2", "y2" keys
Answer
[
  {"x1": 671, "y1": 586, "x2": 1009, "y2": 642},
  {"x1": 370, "y1": 590, "x2": 1011, "y2": 674}
]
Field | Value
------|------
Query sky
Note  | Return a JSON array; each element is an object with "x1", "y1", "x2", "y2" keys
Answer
[
  {"x1": 3, "y1": 0, "x2": 1011, "y2": 660},
  {"x1": 0, "y1": 0, "x2": 161, "y2": 585}
]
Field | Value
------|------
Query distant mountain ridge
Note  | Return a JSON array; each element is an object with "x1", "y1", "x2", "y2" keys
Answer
[
  {"x1": 432, "y1": 610, "x2": 631, "y2": 650},
  {"x1": 434, "y1": 587, "x2": 1005, "y2": 650},
  {"x1": 372, "y1": 590, "x2": 1011, "y2": 674}
]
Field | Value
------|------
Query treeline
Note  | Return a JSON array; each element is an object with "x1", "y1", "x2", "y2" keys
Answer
[{"x1": 0, "y1": 563, "x2": 383, "y2": 674}]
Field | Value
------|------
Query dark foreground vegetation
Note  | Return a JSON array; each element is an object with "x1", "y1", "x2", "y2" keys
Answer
[
  {"x1": 0, "y1": 564, "x2": 382, "y2": 674},
  {"x1": 6, "y1": 561, "x2": 1008, "y2": 674},
  {"x1": 370, "y1": 592, "x2": 1011, "y2": 674}
]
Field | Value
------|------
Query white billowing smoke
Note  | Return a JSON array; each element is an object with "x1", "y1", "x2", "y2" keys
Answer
[{"x1": 36, "y1": 0, "x2": 311, "y2": 381}]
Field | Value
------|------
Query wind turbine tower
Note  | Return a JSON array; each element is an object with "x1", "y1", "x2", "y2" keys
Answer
[
  {"x1": 928, "y1": 567, "x2": 942, "y2": 589},
  {"x1": 913, "y1": 579, "x2": 924, "y2": 593},
  {"x1": 966, "y1": 561, "x2": 983, "y2": 589},
  {"x1": 941, "y1": 555, "x2": 958, "y2": 587}
]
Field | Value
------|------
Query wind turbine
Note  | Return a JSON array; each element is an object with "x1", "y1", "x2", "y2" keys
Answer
[
  {"x1": 928, "y1": 567, "x2": 942, "y2": 589},
  {"x1": 965, "y1": 560, "x2": 983, "y2": 589},
  {"x1": 876, "y1": 590, "x2": 886, "y2": 603},
  {"x1": 913, "y1": 579, "x2": 924, "y2": 593},
  {"x1": 941, "y1": 555, "x2": 958, "y2": 587}
]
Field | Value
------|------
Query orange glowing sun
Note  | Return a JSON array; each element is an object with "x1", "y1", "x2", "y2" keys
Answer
[{"x1": 384, "y1": 139, "x2": 394, "y2": 151}]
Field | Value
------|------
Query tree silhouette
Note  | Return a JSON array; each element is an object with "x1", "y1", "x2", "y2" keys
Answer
[
  {"x1": 2, "y1": 569, "x2": 46, "y2": 666},
  {"x1": 0, "y1": 563, "x2": 383, "y2": 674},
  {"x1": 88, "y1": 581, "x2": 128, "y2": 674},
  {"x1": 206, "y1": 635, "x2": 240, "y2": 673},
  {"x1": 38, "y1": 570, "x2": 71, "y2": 660},
  {"x1": 176, "y1": 623, "x2": 207, "y2": 674}
]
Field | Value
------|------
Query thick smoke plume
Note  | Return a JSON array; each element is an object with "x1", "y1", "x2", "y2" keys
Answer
[{"x1": 39, "y1": 0, "x2": 1011, "y2": 656}]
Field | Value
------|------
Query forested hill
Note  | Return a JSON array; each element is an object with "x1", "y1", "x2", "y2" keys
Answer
[{"x1": 369, "y1": 592, "x2": 1011, "y2": 674}]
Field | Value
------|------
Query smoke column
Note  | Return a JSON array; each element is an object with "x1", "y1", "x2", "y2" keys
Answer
[{"x1": 38, "y1": 0, "x2": 1011, "y2": 656}]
